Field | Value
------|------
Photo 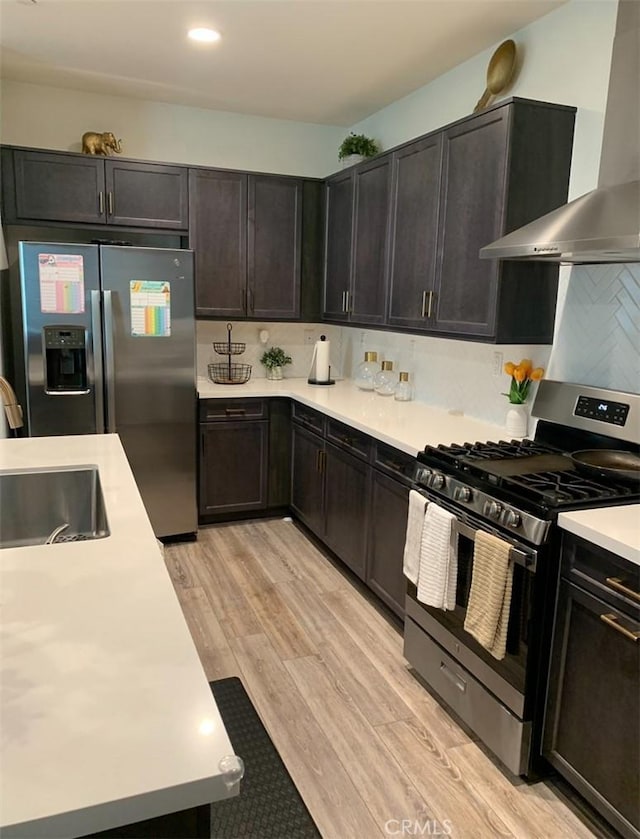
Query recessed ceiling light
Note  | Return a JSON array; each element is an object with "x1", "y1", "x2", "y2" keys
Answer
[{"x1": 188, "y1": 28, "x2": 221, "y2": 44}]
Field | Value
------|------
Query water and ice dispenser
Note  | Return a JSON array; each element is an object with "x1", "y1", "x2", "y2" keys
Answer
[{"x1": 43, "y1": 326, "x2": 89, "y2": 393}]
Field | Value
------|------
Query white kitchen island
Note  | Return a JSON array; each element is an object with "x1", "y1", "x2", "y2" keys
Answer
[{"x1": 0, "y1": 434, "x2": 235, "y2": 839}]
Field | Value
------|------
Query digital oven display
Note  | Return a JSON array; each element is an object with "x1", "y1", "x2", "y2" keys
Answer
[{"x1": 574, "y1": 395, "x2": 629, "y2": 426}]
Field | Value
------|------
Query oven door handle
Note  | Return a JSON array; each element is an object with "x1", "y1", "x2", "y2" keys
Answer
[{"x1": 453, "y1": 517, "x2": 536, "y2": 572}]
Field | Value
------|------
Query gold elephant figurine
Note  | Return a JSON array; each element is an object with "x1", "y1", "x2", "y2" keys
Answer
[{"x1": 81, "y1": 131, "x2": 122, "y2": 155}]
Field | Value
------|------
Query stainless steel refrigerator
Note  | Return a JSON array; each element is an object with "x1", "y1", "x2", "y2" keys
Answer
[{"x1": 17, "y1": 242, "x2": 197, "y2": 539}]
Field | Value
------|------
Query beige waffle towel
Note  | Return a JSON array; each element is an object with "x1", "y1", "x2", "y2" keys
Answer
[
  {"x1": 463, "y1": 530, "x2": 513, "y2": 660},
  {"x1": 416, "y1": 503, "x2": 458, "y2": 610},
  {"x1": 403, "y1": 490, "x2": 427, "y2": 585}
]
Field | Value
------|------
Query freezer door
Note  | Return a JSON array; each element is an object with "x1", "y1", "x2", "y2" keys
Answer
[
  {"x1": 18, "y1": 242, "x2": 103, "y2": 436},
  {"x1": 99, "y1": 246, "x2": 197, "y2": 538}
]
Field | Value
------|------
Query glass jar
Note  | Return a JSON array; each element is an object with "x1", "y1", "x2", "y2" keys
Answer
[
  {"x1": 394, "y1": 371, "x2": 413, "y2": 402},
  {"x1": 374, "y1": 360, "x2": 395, "y2": 396},
  {"x1": 354, "y1": 351, "x2": 380, "y2": 391}
]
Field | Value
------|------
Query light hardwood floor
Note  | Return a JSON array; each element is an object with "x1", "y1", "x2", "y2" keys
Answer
[{"x1": 165, "y1": 518, "x2": 604, "y2": 839}]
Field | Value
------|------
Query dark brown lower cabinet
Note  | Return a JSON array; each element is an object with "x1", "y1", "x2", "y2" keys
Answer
[
  {"x1": 290, "y1": 423, "x2": 325, "y2": 537},
  {"x1": 367, "y1": 469, "x2": 410, "y2": 618},
  {"x1": 323, "y1": 442, "x2": 370, "y2": 580},
  {"x1": 544, "y1": 536, "x2": 640, "y2": 839},
  {"x1": 199, "y1": 419, "x2": 268, "y2": 517}
]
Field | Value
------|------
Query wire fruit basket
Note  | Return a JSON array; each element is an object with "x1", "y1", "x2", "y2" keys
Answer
[{"x1": 208, "y1": 323, "x2": 252, "y2": 385}]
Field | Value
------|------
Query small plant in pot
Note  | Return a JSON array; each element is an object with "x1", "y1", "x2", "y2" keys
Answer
[
  {"x1": 260, "y1": 346, "x2": 292, "y2": 380},
  {"x1": 338, "y1": 132, "x2": 380, "y2": 166}
]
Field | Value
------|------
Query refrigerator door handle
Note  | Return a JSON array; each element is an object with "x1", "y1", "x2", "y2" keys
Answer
[
  {"x1": 90, "y1": 290, "x2": 105, "y2": 433},
  {"x1": 103, "y1": 290, "x2": 117, "y2": 432}
]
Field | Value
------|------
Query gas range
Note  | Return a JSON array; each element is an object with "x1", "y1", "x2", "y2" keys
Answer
[{"x1": 413, "y1": 382, "x2": 640, "y2": 546}]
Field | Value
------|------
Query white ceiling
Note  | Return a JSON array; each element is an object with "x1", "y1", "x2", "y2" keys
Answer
[{"x1": 0, "y1": 0, "x2": 568, "y2": 126}]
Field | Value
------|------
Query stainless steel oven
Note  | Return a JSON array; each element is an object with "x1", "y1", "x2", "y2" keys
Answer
[
  {"x1": 403, "y1": 381, "x2": 640, "y2": 779},
  {"x1": 404, "y1": 494, "x2": 546, "y2": 777}
]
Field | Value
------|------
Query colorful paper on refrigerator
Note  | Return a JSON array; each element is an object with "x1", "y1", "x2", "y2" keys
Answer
[
  {"x1": 38, "y1": 253, "x2": 85, "y2": 314},
  {"x1": 130, "y1": 280, "x2": 171, "y2": 337}
]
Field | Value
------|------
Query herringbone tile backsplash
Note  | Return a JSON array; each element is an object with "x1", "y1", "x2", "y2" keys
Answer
[{"x1": 548, "y1": 263, "x2": 640, "y2": 393}]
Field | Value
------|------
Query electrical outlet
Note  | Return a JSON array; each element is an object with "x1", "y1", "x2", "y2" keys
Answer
[
  {"x1": 493, "y1": 351, "x2": 503, "y2": 377},
  {"x1": 304, "y1": 329, "x2": 315, "y2": 345}
]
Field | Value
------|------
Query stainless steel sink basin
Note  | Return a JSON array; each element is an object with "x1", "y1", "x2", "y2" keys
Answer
[{"x1": 0, "y1": 465, "x2": 110, "y2": 549}]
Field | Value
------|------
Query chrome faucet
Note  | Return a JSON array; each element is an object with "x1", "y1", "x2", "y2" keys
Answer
[{"x1": 0, "y1": 376, "x2": 24, "y2": 429}]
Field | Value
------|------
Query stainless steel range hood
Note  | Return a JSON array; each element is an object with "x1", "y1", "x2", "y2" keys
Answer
[{"x1": 480, "y1": 0, "x2": 640, "y2": 265}]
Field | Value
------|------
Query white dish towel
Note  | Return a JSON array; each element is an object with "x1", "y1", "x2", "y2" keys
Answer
[
  {"x1": 417, "y1": 503, "x2": 458, "y2": 611},
  {"x1": 402, "y1": 489, "x2": 427, "y2": 585}
]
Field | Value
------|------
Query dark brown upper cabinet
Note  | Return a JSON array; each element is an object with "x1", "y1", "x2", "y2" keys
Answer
[
  {"x1": 324, "y1": 98, "x2": 576, "y2": 343},
  {"x1": 323, "y1": 170, "x2": 354, "y2": 322},
  {"x1": 2, "y1": 148, "x2": 188, "y2": 230},
  {"x1": 323, "y1": 156, "x2": 391, "y2": 325},
  {"x1": 351, "y1": 155, "x2": 392, "y2": 325},
  {"x1": 248, "y1": 175, "x2": 302, "y2": 319},
  {"x1": 190, "y1": 169, "x2": 247, "y2": 318},
  {"x1": 191, "y1": 170, "x2": 303, "y2": 319},
  {"x1": 387, "y1": 135, "x2": 443, "y2": 329}
]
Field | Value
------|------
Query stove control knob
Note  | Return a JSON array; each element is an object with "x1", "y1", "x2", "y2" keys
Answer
[
  {"x1": 454, "y1": 486, "x2": 472, "y2": 502},
  {"x1": 504, "y1": 510, "x2": 521, "y2": 528},
  {"x1": 415, "y1": 467, "x2": 431, "y2": 485},
  {"x1": 430, "y1": 472, "x2": 446, "y2": 490},
  {"x1": 483, "y1": 500, "x2": 502, "y2": 519}
]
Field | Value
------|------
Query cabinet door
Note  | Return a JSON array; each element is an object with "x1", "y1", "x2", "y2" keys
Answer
[
  {"x1": 387, "y1": 136, "x2": 442, "y2": 329},
  {"x1": 433, "y1": 109, "x2": 509, "y2": 337},
  {"x1": 351, "y1": 155, "x2": 391, "y2": 325},
  {"x1": 13, "y1": 150, "x2": 106, "y2": 224},
  {"x1": 291, "y1": 424, "x2": 325, "y2": 537},
  {"x1": 190, "y1": 169, "x2": 247, "y2": 318},
  {"x1": 323, "y1": 442, "x2": 370, "y2": 579},
  {"x1": 248, "y1": 175, "x2": 301, "y2": 319},
  {"x1": 199, "y1": 420, "x2": 268, "y2": 516},
  {"x1": 367, "y1": 470, "x2": 409, "y2": 618},
  {"x1": 544, "y1": 581, "x2": 640, "y2": 836},
  {"x1": 323, "y1": 171, "x2": 353, "y2": 321},
  {"x1": 105, "y1": 160, "x2": 188, "y2": 229}
]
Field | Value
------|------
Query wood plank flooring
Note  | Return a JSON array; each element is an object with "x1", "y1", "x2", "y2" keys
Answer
[{"x1": 165, "y1": 518, "x2": 602, "y2": 839}]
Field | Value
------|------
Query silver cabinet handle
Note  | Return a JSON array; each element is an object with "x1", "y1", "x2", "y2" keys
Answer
[
  {"x1": 90, "y1": 290, "x2": 105, "y2": 433},
  {"x1": 341, "y1": 290, "x2": 346, "y2": 313},
  {"x1": 346, "y1": 290, "x2": 351, "y2": 313},
  {"x1": 98, "y1": 191, "x2": 104, "y2": 215},
  {"x1": 440, "y1": 662, "x2": 466, "y2": 693},
  {"x1": 421, "y1": 290, "x2": 427, "y2": 318},
  {"x1": 248, "y1": 287, "x2": 254, "y2": 314},
  {"x1": 108, "y1": 191, "x2": 114, "y2": 216},
  {"x1": 427, "y1": 290, "x2": 434, "y2": 318},
  {"x1": 103, "y1": 290, "x2": 117, "y2": 432}
]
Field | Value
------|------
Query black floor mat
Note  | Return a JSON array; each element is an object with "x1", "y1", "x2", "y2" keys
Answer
[{"x1": 210, "y1": 677, "x2": 321, "y2": 839}]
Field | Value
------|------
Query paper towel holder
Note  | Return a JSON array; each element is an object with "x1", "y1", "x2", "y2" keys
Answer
[{"x1": 308, "y1": 335, "x2": 335, "y2": 386}]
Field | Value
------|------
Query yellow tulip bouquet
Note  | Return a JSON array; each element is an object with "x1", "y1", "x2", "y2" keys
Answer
[{"x1": 503, "y1": 359, "x2": 544, "y2": 404}]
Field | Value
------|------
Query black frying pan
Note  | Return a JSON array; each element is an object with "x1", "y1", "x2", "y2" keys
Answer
[{"x1": 569, "y1": 449, "x2": 640, "y2": 484}]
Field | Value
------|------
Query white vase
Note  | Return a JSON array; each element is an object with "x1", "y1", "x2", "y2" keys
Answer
[
  {"x1": 266, "y1": 366, "x2": 283, "y2": 381},
  {"x1": 341, "y1": 154, "x2": 365, "y2": 168},
  {"x1": 506, "y1": 403, "x2": 529, "y2": 438}
]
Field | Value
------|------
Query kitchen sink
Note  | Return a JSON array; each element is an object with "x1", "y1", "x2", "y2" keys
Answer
[{"x1": 0, "y1": 465, "x2": 110, "y2": 549}]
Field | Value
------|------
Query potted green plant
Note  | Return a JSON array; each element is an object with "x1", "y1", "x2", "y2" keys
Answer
[
  {"x1": 338, "y1": 133, "x2": 380, "y2": 167},
  {"x1": 260, "y1": 346, "x2": 292, "y2": 380}
]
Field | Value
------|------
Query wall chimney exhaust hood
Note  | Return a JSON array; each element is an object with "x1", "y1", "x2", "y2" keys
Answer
[{"x1": 480, "y1": 0, "x2": 640, "y2": 265}]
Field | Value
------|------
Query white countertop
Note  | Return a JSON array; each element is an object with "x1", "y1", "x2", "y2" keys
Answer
[
  {"x1": 198, "y1": 377, "x2": 505, "y2": 456},
  {"x1": 199, "y1": 377, "x2": 640, "y2": 564},
  {"x1": 558, "y1": 505, "x2": 640, "y2": 566},
  {"x1": 0, "y1": 435, "x2": 235, "y2": 839}
]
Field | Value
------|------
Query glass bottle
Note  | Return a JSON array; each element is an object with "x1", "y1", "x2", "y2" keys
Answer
[
  {"x1": 354, "y1": 351, "x2": 380, "y2": 390},
  {"x1": 394, "y1": 371, "x2": 413, "y2": 402},
  {"x1": 374, "y1": 360, "x2": 395, "y2": 396}
]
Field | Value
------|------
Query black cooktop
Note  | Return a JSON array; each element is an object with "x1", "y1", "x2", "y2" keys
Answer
[{"x1": 419, "y1": 438, "x2": 639, "y2": 511}]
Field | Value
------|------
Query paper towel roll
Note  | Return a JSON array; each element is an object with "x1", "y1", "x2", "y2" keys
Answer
[{"x1": 310, "y1": 338, "x2": 330, "y2": 382}]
